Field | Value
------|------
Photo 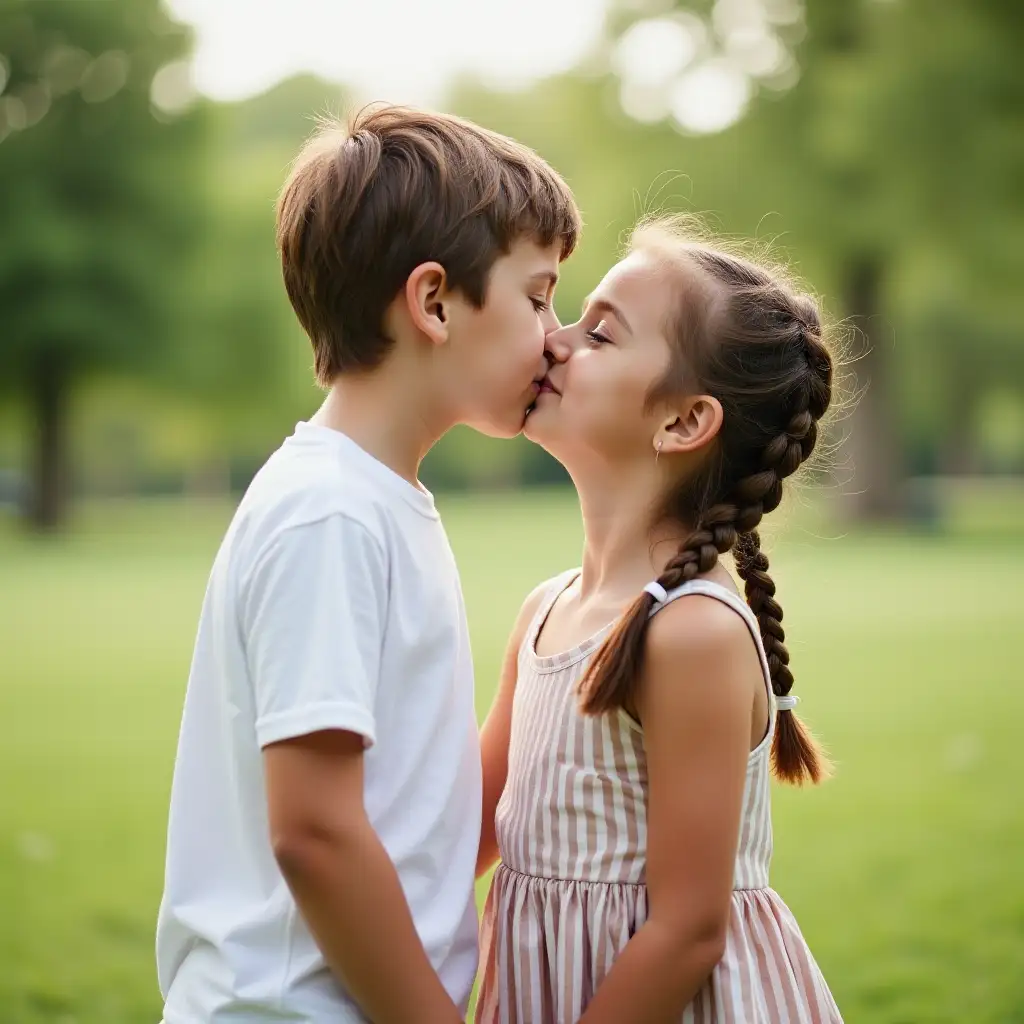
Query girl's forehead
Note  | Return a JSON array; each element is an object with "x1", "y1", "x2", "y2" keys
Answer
[{"x1": 596, "y1": 251, "x2": 680, "y2": 336}]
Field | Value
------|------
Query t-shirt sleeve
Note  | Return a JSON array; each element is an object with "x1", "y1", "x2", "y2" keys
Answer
[{"x1": 240, "y1": 513, "x2": 388, "y2": 750}]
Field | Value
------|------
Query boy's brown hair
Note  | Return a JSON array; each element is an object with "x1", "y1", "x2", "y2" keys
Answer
[{"x1": 276, "y1": 105, "x2": 581, "y2": 386}]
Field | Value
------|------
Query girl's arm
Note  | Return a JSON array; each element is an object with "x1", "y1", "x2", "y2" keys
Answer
[
  {"x1": 477, "y1": 581, "x2": 550, "y2": 878},
  {"x1": 579, "y1": 595, "x2": 760, "y2": 1023}
]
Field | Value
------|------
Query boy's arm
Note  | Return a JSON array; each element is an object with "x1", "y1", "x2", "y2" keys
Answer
[
  {"x1": 265, "y1": 731, "x2": 461, "y2": 1024},
  {"x1": 579, "y1": 597, "x2": 756, "y2": 1024},
  {"x1": 477, "y1": 580, "x2": 550, "y2": 878},
  {"x1": 243, "y1": 515, "x2": 460, "y2": 1024}
]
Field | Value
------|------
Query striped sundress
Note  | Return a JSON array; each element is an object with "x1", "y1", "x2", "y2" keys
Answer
[{"x1": 476, "y1": 572, "x2": 842, "y2": 1023}]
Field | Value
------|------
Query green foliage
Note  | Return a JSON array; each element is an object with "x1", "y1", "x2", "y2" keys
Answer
[
  {"x1": 2, "y1": 0, "x2": 1023, "y2": 515},
  {"x1": 0, "y1": 0, "x2": 211, "y2": 525},
  {"x1": 0, "y1": 0, "x2": 206, "y2": 380},
  {"x1": 452, "y1": 0, "x2": 1024, "y2": 504}
]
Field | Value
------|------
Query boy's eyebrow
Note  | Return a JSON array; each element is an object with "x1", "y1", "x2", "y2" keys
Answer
[
  {"x1": 529, "y1": 271, "x2": 559, "y2": 290},
  {"x1": 583, "y1": 294, "x2": 633, "y2": 334}
]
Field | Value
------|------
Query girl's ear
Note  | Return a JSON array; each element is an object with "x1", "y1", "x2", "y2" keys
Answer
[{"x1": 654, "y1": 394, "x2": 723, "y2": 456}]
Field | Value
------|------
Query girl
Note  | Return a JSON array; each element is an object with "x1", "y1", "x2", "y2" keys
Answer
[{"x1": 476, "y1": 218, "x2": 842, "y2": 1023}]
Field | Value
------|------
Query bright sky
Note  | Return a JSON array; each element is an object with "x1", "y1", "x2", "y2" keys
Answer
[{"x1": 163, "y1": 0, "x2": 610, "y2": 105}]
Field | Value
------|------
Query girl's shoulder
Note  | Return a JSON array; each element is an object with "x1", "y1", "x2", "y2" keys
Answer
[
  {"x1": 647, "y1": 576, "x2": 757, "y2": 634},
  {"x1": 646, "y1": 587, "x2": 754, "y2": 655},
  {"x1": 639, "y1": 577, "x2": 770, "y2": 726}
]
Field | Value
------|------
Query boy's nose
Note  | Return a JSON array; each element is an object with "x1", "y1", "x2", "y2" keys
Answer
[{"x1": 541, "y1": 305, "x2": 562, "y2": 335}]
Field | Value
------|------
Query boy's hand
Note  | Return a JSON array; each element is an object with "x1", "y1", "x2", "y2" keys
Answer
[{"x1": 265, "y1": 729, "x2": 463, "y2": 1024}]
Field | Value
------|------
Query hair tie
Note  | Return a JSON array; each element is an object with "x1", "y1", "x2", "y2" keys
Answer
[
  {"x1": 776, "y1": 695, "x2": 800, "y2": 712},
  {"x1": 643, "y1": 581, "x2": 668, "y2": 604}
]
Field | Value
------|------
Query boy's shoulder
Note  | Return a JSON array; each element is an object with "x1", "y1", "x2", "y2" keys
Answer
[
  {"x1": 226, "y1": 429, "x2": 394, "y2": 572},
  {"x1": 254, "y1": 438, "x2": 377, "y2": 524}
]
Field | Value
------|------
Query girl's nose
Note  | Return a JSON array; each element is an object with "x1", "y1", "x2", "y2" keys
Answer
[{"x1": 544, "y1": 323, "x2": 574, "y2": 364}]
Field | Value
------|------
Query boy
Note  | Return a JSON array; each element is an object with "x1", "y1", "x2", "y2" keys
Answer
[{"x1": 156, "y1": 105, "x2": 580, "y2": 1023}]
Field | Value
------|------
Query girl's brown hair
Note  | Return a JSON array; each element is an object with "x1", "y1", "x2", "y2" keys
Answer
[{"x1": 580, "y1": 218, "x2": 836, "y2": 786}]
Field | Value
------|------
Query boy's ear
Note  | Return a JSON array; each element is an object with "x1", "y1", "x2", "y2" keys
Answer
[
  {"x1": 404, "y1": 261, "x2": 449, "y2": 346},
  {"x1": 655, "y1": 394, "x2": 723, "y2": 456}
]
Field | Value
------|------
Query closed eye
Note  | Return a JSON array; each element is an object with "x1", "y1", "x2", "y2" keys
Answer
[
  {"x1": 531, "y1": 298, "x2": 550, "y2": 312},
  {"x1": 586, "y1": 329, "x2": 611, "y2": 345}
]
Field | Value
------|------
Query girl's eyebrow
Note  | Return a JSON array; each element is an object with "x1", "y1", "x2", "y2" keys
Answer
[{"x1": 582, "y1": 294, "x2": 633, "y2": 334}]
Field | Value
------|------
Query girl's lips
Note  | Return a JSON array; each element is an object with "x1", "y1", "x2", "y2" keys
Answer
[{"x1": 538, "y1": 378, "x2": 560, "y2": 395}]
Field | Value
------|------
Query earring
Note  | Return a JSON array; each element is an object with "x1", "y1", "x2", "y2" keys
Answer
[{"x1": 655, "y1": 440, "x2": 662, "y2": 463}]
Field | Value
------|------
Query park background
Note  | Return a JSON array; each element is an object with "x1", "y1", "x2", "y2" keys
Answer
[{"x1": 1, "y1": 1, "x2": 1022, "y2": 1021}]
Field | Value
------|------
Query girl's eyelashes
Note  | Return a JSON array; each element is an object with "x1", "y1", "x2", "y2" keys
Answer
[
  {"x1": 531, "y1": 298, "x2": 550, "y2": 312},
  {"x1": 586, "y1": 328, "x2": 612, "y2": 346}
]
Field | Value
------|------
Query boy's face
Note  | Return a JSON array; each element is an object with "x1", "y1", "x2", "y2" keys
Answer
[{"x1": 443, "y1": 239, "x2": 562, "y2": 438}]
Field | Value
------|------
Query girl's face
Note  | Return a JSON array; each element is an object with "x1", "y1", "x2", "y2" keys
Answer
[{"x1": 525, "y1": 251, "x2": 682, "y2": 466}]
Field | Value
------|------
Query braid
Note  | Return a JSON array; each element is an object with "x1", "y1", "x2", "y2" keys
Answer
[
  {"x1": 734, "y1": 529, "x2": 827, "y2": 784},
  {"x1": 578, "y1": 220, "x2": 838, "y2": 786},
  {"x1": 734, "y1": 531, "x2": 788, "y2": 689},
  {"x1": 734, "y1": 355, "x2": 832, "y2": 784},
  {"x1": 658, "y1": 504, "x2": 738, "y2": 590}
]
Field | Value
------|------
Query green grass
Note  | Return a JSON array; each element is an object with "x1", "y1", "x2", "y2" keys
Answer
[{"x1": 1, "y1": 493, "x2": 1022, "y2": 1023}]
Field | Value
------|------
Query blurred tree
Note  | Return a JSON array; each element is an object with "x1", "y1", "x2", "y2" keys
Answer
[
  {"x1": 0, "y1": 0, "x2": 207, "y2": 528},
  {"x1": 163, "y1": 81, "x2": 336, "y2": 474},
  {"x1": 456, "y1": 0, "x2": 1024, "y2": 518},
  {"x1": 163, "y1": 75, "x2": 348, "y2": 483},
  {"x1": 602, "y1": 0, "x2": 1024, "y2": 517}
]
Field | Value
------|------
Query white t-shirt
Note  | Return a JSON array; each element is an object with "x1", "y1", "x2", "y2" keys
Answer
[{"x1": 157, "y1": 423, "x2": 482, "y2": 1023}]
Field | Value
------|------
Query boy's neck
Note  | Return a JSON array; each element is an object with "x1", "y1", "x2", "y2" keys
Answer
[{"x1": 311, "y1": 370, "x2": 450, "y2": 488}]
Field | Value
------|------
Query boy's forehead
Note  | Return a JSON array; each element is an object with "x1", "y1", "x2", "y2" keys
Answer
[{"x1": 504, "y1": 237, "x2": 563, "y2": 278}]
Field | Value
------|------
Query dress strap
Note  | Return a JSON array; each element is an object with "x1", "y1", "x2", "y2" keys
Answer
[
  {"x1": 650, "y1": 579, "x2": 778, "y2": 724},
  {"x1": 522, "y1": 569, "x2": 580, "y2": 657}
]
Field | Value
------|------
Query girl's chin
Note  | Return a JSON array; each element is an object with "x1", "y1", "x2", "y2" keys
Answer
[
  {"x1": 525, "y1": 389, "x2": 560, "y2": 418},
  {"x1": 523, "y1": 404, "x2": 554, "y2": 441},
  {"x1": 523, "y1": 416, "x2": 572, "y2": 465}
]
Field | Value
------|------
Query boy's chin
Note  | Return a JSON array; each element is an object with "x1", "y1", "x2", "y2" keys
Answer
[{"x1": 467, "y1": 409, "x2": 530, "y2": 440}]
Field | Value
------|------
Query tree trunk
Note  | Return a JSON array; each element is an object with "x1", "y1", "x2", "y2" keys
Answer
[
  {"x1": 840, "y1": 255, "x2": 905, "y2": 520},
  {"x1": 27, "y1": 356, "x2": 69, "y2": 531}
]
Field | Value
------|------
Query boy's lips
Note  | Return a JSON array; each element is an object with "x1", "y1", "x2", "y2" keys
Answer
[{"x1": 537, "y1": 376, "x2": 560, "y2": 396}]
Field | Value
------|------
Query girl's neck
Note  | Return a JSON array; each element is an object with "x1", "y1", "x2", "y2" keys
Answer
[{"x1": 573, "y1": 464, "x2": 688, "y2": 602}]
